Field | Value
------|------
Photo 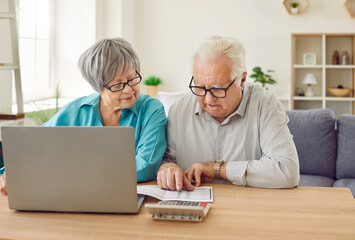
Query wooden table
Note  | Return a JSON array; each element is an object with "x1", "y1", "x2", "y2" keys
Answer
[{"x1": 0, "y1": 183, "x2": 354, "y2": 240}]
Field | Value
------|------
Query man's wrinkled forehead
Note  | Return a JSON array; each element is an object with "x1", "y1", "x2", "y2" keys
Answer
[{"x1": 193, "y1": 56, "x2": 234, "y2": 83}]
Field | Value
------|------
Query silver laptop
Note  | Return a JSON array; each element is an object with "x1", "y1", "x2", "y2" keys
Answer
[{"x1": 1, "y1": 126, "x2": 145, "y2": 213}]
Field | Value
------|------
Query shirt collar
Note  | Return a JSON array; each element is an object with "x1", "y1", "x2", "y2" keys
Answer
[
  {"x1": 79, "y1": 92, "x2": 100, "y2": 107},
  {"x1": 194, "y1": 97, "x2": 203, "y2": 116},
  {"x1": 79, "y1": 92, "x2": 141, "y2": 118},
  {"x1": 79, "y1": 92, "x2": 102, "y2": 120},
  {"x1": 233, "y1": 82, "x2": 251, "y2": 118}
]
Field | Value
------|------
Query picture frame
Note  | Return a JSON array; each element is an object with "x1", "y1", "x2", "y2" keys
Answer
[{"x1": 303, "y1": 53, "x2": 316, "y2": 65}]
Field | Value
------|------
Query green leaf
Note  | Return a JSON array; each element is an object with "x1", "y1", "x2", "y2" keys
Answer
[
  {"x1": 26, "y1": 108, "x2": 60, "y2": 125},
  {"x1": 258, "y1": 76, "x2": 266, "y2": 81},
  {"x1": 250, "y1": 66, "x2": 276, "y2": 87},
  {"x1": 252, "y1": 67, "x2": 262, "y2": 73},
  {"x1": 26, "y1": 84, "x2": 61, "y2": 125},
  {"x1": 144, "y1": 76, "x2": 162, "y2": 86}
]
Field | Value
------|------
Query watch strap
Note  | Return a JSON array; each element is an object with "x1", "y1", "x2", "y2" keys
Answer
[{"x1": 213, "y1": 160, "x2": 224, "y2": 179}]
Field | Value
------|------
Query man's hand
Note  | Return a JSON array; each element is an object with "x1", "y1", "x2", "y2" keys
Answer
[
  {"x1": 184, "y1": 162, "x2": 215, "y2": 187},
  {"x1": 157, "y1": 162, "x2": 195, "y2": 191},
  {"x1": 0, "y1": 172, "x2": 7, "y2": 195}
]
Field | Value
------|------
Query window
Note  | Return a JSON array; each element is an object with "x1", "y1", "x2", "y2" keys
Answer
[{"x1": 18, "y1": 0, "x2": 53, "y2": 101}]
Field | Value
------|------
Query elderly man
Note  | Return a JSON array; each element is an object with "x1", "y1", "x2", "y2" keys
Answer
[{"x1": 157, "y1": 36, "x2": 299, "y2": 191}]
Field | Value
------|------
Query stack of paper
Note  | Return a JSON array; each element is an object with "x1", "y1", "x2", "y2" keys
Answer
[{"x1": 137, "y1": 185, "x2": 213, "y2": 202}]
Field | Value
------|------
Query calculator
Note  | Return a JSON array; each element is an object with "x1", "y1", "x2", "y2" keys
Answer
[{"x1": 145, "y1": 201, "x2": 211, "y2": 222}]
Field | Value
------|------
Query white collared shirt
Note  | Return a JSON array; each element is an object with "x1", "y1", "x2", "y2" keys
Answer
[{"x1": 163, "y1": 82, "x2": 300, "y2": 188}]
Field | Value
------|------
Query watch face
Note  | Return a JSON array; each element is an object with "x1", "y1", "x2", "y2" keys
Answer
[{"x1": 303, "y1": 53, "x2": 316, "y2": 65}]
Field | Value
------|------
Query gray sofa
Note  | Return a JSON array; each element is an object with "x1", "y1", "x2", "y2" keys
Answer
[{"x1": 286, "y1": 108, "x2": 355, "y2": 197}]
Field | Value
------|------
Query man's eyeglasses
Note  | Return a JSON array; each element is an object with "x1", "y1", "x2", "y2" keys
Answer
[
  {"x1": 104, "y1": 71, "x2": 142, "y2": 92},
  {"x1": 189, "y1": 76, "x2": 238, "y2": 98}
]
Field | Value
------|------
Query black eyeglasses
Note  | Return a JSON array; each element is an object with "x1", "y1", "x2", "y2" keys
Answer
[
  {"x1": 104, "y1": 71, "x2": 142, "y2": 92},
  {"x1": 189, "y1": 76, "x2": 238, "y2": 98}
]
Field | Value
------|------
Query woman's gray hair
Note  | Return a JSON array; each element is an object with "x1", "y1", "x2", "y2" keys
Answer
[
  {"x1": 78, "y1": 38, "x2": 140, "y2": 92},
  {"x1": 193, "y1": 35, "x2": 246, "y2": 80}
]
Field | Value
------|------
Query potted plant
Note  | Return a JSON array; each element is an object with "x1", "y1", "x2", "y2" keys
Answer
[
  {"x1": 249, "y1": 66, "x2": 277, "y2": 88},
  {"x1": 290, "y1": 2, "x2": 299, "y2": 14},
  {"x1": 144, "y1": 76, "x2": 162, "y2": 98},
  {"x1": 26, "y1": 85, "x2": 61, "y2": 125}
]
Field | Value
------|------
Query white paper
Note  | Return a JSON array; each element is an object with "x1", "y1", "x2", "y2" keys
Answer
[{"x1": 137, "y1": 185, "x2": 213, "y2": 202}]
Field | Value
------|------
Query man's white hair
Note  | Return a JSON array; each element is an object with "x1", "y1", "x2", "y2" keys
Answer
[{"x1": 193, "y1": 35, "x2": 246, "y2": 79}]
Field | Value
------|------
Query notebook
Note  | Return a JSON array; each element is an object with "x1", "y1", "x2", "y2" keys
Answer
[{"x1": 1, "y1": 126, "x2": 144, "y2": 213}]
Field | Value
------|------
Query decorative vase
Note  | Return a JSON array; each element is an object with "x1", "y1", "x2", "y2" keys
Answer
[
  {"x1": 147, "y1": 86, "x2": 159, "y2": 98},
  {"x1": 341, "y1": 50, "x2": 350, "y2": 65},
  {"x1": 332, "y1": 50, "x2": 340, "y2": 65},
  {"x1": 291, "y1": 7, "x2": 299, "y2": 14}
]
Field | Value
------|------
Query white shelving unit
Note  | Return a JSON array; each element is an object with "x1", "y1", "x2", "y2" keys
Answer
[
  {"x1": 291, "y1": 33, "x2": 355, "y2": 117},
  {"x1": 0, "y1": 0, "x2": 24, "y2": 120}
]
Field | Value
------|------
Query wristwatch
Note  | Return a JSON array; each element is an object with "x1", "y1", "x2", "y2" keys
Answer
[{"x1": 213, "y1": 160, "x2": 224, "y2": 179}]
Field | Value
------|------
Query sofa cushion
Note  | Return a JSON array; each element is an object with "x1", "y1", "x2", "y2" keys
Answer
[
  {"x1": 299, "y1": 174, "x2": 334, "y2": 187},
  {"x1": 156, "y1": 91, "x2": 186, "y2": 116},
  {"x1": 286, "y1": 109, "x2": 336, "y2": 178},
  {"x1": 336, "y1": 114, "x2": 355, "y2": 179},
  {"x1": 333, "y1": 179, "x2": 355, "y2": 198}
]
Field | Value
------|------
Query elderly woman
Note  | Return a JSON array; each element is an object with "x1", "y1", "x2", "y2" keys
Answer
[{"x1": 0, "y1": 38, "x2": 167, "y2": 195}]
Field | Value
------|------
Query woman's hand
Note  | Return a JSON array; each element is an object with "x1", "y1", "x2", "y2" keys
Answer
[{"x1": 0, "y1": 172, "x2": 7, "y2": 195}]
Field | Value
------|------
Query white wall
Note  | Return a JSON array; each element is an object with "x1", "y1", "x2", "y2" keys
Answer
[
  {"x1": 54, "y1": 0, "x2": 355, "y2": 99},
  {"x1": 56, "y1": 0, "x2": 136, "y2": 98},
  {"x1": 134, "y1": 0, "x2": 355, "y2": 97},
  {"x1": 3, "y1": 0, "x2": 355, "y2": 105},
  {"x1": 54, "y1": 0, "x2": 96, "y2": 98}
]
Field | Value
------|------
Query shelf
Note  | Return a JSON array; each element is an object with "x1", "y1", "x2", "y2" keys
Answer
[
  {"x1": 283, "y1": 0, "x2": 309, "y2": 15},
  {"x1": 294, "y1": 97, "x2": 355, "y2": 101},
  {"x1": 293, "y1": 35, "x2": 322, "y2": 65},
  {"x1": 294, "y1": 65, "x2": 355, "y2": 69},
  {"x1": 344, "y1": 0, "x2": 355, "y2": 18},
  {"x1": 0, "y1": 113, "x2": 25, "y2": 120},
  {"x1": 292, "y1": 33, "x2": 355, "y2": 116},
  {"x1": 0, "y1": 13, "x2": 15, "y2": 19},
  {"x1": 293, "y1": 65, "x2": 355, "y2": 69},
  {"x1": 0, "y1": 65, "x2": 19, "y2": 70},
  {"x1": 325, "y1": 65, "x2": 355, "y2": 69},
  {"x1": 294, "y1": 65, "x2": 323, "y2": 68},
  {"x1": 325, "y1": 97, "x2": 355, "y2": 101},
  {"x1": 293, "y1": 96, "x2": 323, "y2": 101},
  {"x1": 326, "y1": 35, "x2": 353, "y2": 65}
]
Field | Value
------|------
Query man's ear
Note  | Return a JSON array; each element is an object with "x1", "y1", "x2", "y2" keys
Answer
[{"x1": 240, "y1": 72, "x2": 247, "y2": 88}]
